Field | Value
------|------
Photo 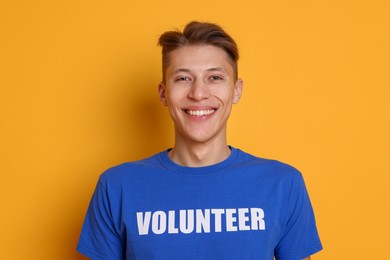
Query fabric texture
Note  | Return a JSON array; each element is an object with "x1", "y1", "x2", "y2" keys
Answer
[{"x1": 77, "y1": 147, "x2": 322, "y2": 259}]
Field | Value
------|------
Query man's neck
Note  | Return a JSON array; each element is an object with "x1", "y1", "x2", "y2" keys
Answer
[{"x1": 169, "y1": 140, "x2": 231, "y2": 167}]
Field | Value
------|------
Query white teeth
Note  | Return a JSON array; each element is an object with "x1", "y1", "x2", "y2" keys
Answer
[{"x1": 187, "y1": 109, "x2": 215, "y2": 117}]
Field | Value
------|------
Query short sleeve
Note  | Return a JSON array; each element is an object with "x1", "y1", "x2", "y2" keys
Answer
[
  {"x1": 274, "y1": 173, "x2": 322, "y2": 260},
  {"x1": 77, "y1": 178, "x2": 124, "y2": 260}
]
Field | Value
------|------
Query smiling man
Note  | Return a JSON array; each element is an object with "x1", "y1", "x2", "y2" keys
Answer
[
  {"x1": 77, "y1": 21, "x2": 322, "y2": 260},
  {"x1": 158, "y1": 43, "x2": 242, "y2": 167}
]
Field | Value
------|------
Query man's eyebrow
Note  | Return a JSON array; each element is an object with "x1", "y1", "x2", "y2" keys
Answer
[
  {"x1": 171, "y1": 68, "x2": 191, "y2": 75},
  {"x1": 207, "y1": 67, "x2": 226, "y2": 73},
  {"x1": 171, "y1": 67, "x2": 227, "y2": 75}
]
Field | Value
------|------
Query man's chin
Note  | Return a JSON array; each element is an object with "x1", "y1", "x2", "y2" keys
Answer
[{"x1": 179, "y1": 131, "x2": 223, "y2": 145}]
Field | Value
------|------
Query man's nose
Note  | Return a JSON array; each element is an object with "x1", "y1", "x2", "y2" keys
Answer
[{"x1": 188, "y1": 80, "x2": 210, "y2": 100}]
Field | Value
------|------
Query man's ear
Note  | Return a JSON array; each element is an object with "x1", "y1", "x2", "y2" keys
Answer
[
  {"x1": 233, "y1": 79, "x2": 243, "y2": 104},
  {"x1": 158, "y1": 82, "x2": 168, "y2": 106}
]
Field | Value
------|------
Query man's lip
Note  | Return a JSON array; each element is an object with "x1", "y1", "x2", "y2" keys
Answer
[
  {"x1": 182, "y1": 106, "x2": 218, "y2": 117},
  {"x1": 183, "y1": 106, "x2": 217, "y2": 110}
]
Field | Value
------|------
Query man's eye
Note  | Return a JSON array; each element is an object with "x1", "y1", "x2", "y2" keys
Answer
[
  {"x1": 210, "y1": 75, "x2": 223, "y2": 80},
  {"x1": 175, "y1": 77, "x2": 190, "y2": 82}
]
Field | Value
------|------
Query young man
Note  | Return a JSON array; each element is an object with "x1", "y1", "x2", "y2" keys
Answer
[{"x1": 77, "y1": 21, "x2": 322, "y2": 260}]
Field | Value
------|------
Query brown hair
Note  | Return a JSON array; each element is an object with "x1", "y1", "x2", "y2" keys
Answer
[{"x1": 158, "y1": 21, "x2": 239, "y2": 83}]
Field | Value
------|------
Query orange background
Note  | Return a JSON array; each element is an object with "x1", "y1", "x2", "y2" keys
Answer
[{"x1": 1, "y1": 0, "x2": 389, "y2": 259}]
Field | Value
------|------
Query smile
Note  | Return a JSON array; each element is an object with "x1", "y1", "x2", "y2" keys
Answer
[{"x1": 185, "y1": 109, "x2": 216, "y2": 117}]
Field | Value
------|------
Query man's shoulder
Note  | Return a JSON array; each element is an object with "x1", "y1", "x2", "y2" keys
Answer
[
  {"x1": 98, "y1": 151, "x2": 165, "y2": 183},
  {"x1": 234, "y1": 148, "x2": 302, "y2": 179}
]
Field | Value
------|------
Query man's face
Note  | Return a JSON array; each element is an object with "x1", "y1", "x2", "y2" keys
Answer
[{"x1": 158, "y1": 45, "x2": 243, "y2": 145}]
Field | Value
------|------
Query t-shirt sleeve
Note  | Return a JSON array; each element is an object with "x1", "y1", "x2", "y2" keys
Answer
[
  {"x1": 77, "y1": 177, "x2": 124, "y2": 260},
  {"x1": 274, "y1": 172, "x2": 323, "y2": 260}
]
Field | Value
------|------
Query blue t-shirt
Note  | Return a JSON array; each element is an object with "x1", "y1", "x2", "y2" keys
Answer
[{"x1": 77, "y1": 147, "x2": 322, "y2": 259}]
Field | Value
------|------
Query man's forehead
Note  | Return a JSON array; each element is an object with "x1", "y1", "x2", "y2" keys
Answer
[
  {"x1": 166, "y1": 45, "x2": 234, "y2": 74},
  {"x1": 169, "y1": 45, "x2": 228, "y2": 60}
]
